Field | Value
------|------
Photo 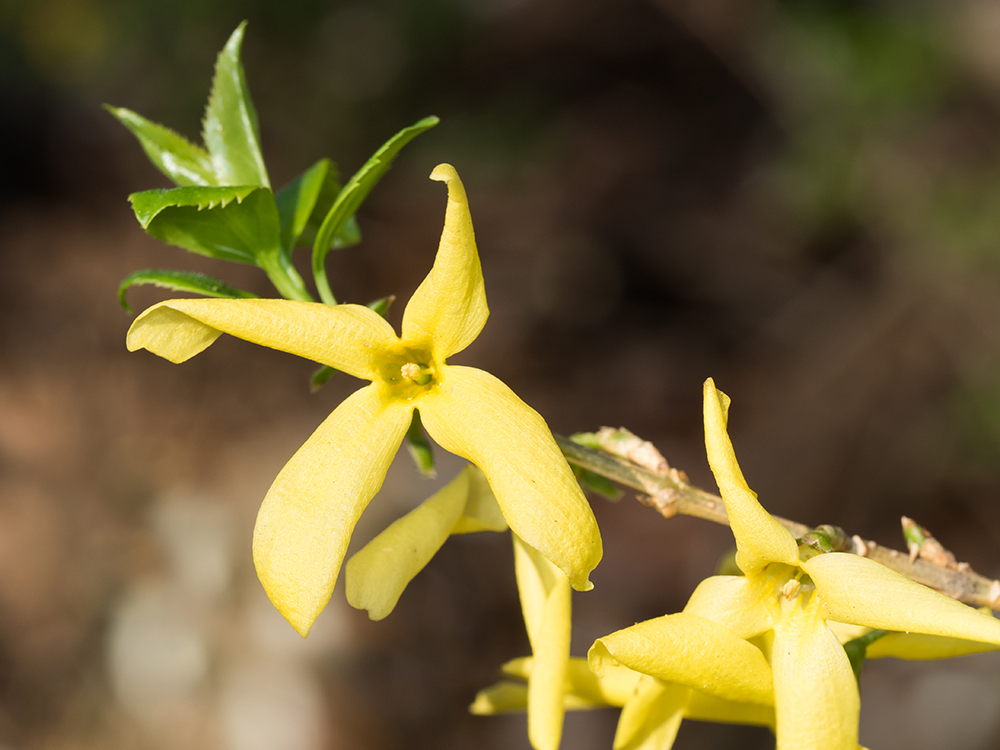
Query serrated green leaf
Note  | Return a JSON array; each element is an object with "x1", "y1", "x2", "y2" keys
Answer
[
  {"x1": 312, "y1": 115, "x2": 439, "y2": 304},
  {"x1": 104, "y1": 106, "x2": 218, "y2": 187},
  {"x1": 129, "y1": 186, "x2": 280, "y2": 265},
  {"x1": 202, "y1": 22, "x2": 269, "y2": 187},
  {"x1": 275, "y1": 158, "x2": 337, "y2": 255},
  {"x1": 118, "y1": 269, "x2": 257, "y2": 314},
  {"x1": 406, "y1": 409, "x2": 436, "y2": 478}
]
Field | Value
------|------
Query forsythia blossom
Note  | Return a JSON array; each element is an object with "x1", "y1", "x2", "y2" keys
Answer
[
  {"x1": 475, "y1": 654, "x2": 775, "y2": 750},
  {"x1": 589, "y1": 378, "x2": 1000, "y2": 750},
  {"x1": 126, "y1": 164, "x2": 602, "y2": 636},
  {"x1": 344, "y1": 465, "x2": 572, "y2": 750}
]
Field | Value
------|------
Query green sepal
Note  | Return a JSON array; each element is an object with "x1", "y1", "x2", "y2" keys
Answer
[
  {"x1": 202, "y1": 21, "x2": 269, "y2": 187},
  {"x1": 103, "y1": 105, "x2": 217, "y2": 187},
  {"x1": 366, "y1": 294, "x2": 395, "y2": 318},
  {"x1": 118, "y1": 269, "x2": 257, "y2": 314},
  {"x1": 129, "y1": 186, "x2": 280, "y2": 265},
  {"x1": 309, "y1": 295, "x2": 395, "y2": 392},
  {"x1": 309, "y1": 364, "x2": 337, "y2": 393},
  {"x1": 843, "y1": 629, "x2": 890, "y2": 686},
  {"x1": 312, "y1": 115, "x2": 439, "y2": 304},
  {"x1": 573, "y1": 466, "x2": 623, "y2": 501},
  {"x1": 405, "y1": 409, "x2": 436, "y2": 478}
]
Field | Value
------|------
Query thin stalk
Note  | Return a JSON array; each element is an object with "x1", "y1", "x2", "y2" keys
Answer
[
  {"x1": 555, "y1": 435, "x2": 1000, "y2": 611},
  {"x1": 259, "y1": 252, "x2": 314, "y2": 302}
]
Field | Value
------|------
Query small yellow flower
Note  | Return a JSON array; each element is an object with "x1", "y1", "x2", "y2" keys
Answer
[
  {"x1": 591, "y1": 378, "x2": 1000, "y2": 750},
  {"x1": 126, "y1": 164, "x2": 602, "y2": 636},
  {"x1": 345, "y1": 466, "x2": 572, "y2": 750},
  {"x1": 512, "y1": 532, "x2": 572, "y2": 750},
  {"x1": 473, "y1": 655, "x2": 775, "y2": 750}
]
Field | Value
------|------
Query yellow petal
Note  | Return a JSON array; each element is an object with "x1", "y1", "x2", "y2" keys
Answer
[
  {"x1": 683, "y1": 575, "x2": 773, "y2": 639},
  {"x1": 771, "y1": 595, "x2": 859, "y2": 750},
  {"x1": 703, "y1": 379, "x2": 799, "y2": 574},
  {"x1": 421, "y1": 365, "x2": 602, "y2": 590},
  {"x1": 589, "y1": 612, "x2": 774, "y2": 706},
  {"x1": 470, "y1": 681, "x2": 529, "y2": 714},
  {"x1": 344, "y1": 466, "x2": 472, "y2": 621},
  {"x1": 684, "y1": 690, "x2": 775, "y2": 728},
  {"x1": 613, "y1": 676, "x2": 687, "y2": 750},
  {"x1": 502, "y1": 657, "x2": 641, "y2": 708},
  {"x1": 803, "y1": 552, "x2": 1000, "y2": 645},
  {"x1": 513, "y1": 534, "x2": 572, "y2": 750},
  {"x1": 127, "y1": 298, "x2": 397, "y2": 378},
  {"x1": 252, "y1": 385, "x2": 411, "y2": 636},
  {"x1": 451, "y1": 464, "x2": 508, "y2": 533},
  {"x1": 401, "y1": 164, "x2": 489, "y2": 360},
  {"x1": 865, "y1": 631, "x2": 1000, "y2": 660}
]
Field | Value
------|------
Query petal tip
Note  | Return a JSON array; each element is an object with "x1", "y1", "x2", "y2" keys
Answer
[{"x1": 430, "y1": 162, "x2": 459, "y2": 183}]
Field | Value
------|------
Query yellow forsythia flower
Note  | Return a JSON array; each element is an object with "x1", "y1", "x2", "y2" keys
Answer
[
  {"x1": 126, "y1": 164, "x2": 602, "y2": 636},
  {"x1": 473, "y1": 656, "x2": 774, "y2": 750},
  {"x1": 591, "y1": 378, "x2": 1000, "y2": 750},
  {"x1": 345, "y1": 466, "x2": 573, "y2": 750}
]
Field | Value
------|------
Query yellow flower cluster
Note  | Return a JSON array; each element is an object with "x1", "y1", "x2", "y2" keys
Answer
[
  {"x1": 474, "y1": 379, "x2": 1000, "y2": 750},
  {"x1": 128, "y1": 163, "x2": 1000, "y2": 750}
]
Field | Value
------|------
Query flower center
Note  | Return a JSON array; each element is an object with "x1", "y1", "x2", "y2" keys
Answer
[{"x1": 378, "y1": 344, "x2": 438, "y2": 400}]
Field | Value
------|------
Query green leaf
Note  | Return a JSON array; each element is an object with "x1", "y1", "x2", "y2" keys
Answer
[
  {"x1": 104, "y1": 105, "x2": 218, "y2": 187},
  {"x1": 202, "y1": 22, "x2": 269, "y2": 187},
  {"x1": 569, "y1": 431, "x2": 602, "y2": 450},
  {"x1": 129, "y1": 186, "x2": 281, "y2": 265},
  {"x1": 309, "y1": 295, "x2": 395, "y2": 392},
  {"x1": 843, "y1": 629, "x2": 890, "y2": 686},
  {"x1": 366, "y1": 294, "x2": 395, "y2": 318},
  {"x1": 405, "y1": 409, "x2": 436, "y2": 478},
  {"x1": 275, "y1": 158, "x2": 338, "y2": 255},
  {"x1": 118, "y1": 269, "x2": 257, "y2": 314},
  {"x1": 312, "y1": 115, "x2": 439, "y2": 304},
  {"x1": 573, "y1": 467, "x2": 623, "y2": 501}
]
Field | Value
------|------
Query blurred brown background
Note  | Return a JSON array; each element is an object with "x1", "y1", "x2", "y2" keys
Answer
[{"x1": 2, "y1": 0, "x2": 1000, "y2": 748}]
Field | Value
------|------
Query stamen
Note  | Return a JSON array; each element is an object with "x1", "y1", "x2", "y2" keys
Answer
[
  {"x1": 401, "y1": 362, "x2": 420, "y2": 380},
  {"x1": 781, "y1": 579, "x2": 801, "y2": 600}
]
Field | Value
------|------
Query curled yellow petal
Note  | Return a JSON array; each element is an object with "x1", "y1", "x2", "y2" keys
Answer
[
  {"x1": 803, "y1": 552, "x2": 1000, "y2": 645},
  {"x1": 401, "y1": 164, "x2": 489, "y2": 360},
  {"x1": 128, "y1": 298, "x2": 397, "y2": 378},
  {"x1": 345, "y1": 466, "x2": 472, "y2": 621},
  {"x1": 452, "y1": 465, "x2": 508, "y2": 533},
  {"x1": 589, "y1": 612, "x2": 774, "y2": 706},
  {"x1": 252, "y1": 385, "x2": 411, "y2": 636},
  {"x1": 703, "y1": 379, "x2": 799, "y2": 573},
  {"x1": 501, "y1": 657, "x2": 641, "y2": 708},
  {"x1": 771, "y1": 595, "x2": 859, "y2": 750},
  {"x1": 470, "y1": 681, "x2": 529, "y2": 715},
  {"x1": 866, "y1": 631, "x2": 1000, "y2": 660},
  {"x1": 421, "y1": 365, "x2": 602, "y2": 591},
  {"x1": 513, "y1": 534, "x2": 572, "y2": 750},
  {"x1": 683, "y1": 575, "x2": 773, "y2": 639}
]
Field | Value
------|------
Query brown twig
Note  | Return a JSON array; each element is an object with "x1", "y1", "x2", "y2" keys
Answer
[{"x1": 555, "y1": 434, "x2": 1000, "y2": 611}]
